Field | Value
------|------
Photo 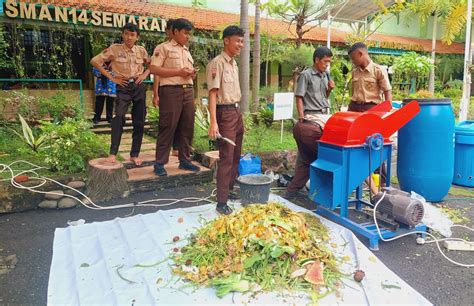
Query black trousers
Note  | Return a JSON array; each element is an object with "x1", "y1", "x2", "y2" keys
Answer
[
  {"x1": 110, "y1": 83, "x2": 146, "y2": 157},
  {"x1": 93, "y1": 95, "x2": 114, "y2": 122}
]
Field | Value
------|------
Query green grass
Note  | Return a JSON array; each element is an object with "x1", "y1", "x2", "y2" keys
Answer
[
  {"x1": 192, "y1": 121, "x2": 297, "y2": 154},
  {"x1": 0, "y1": 127, "x2": 52, "y2": 179}
]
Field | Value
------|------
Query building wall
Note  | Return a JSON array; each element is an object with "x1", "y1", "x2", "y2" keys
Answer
[{"x1": 327, "y1": 13, "x2": 443, "y2": 41}]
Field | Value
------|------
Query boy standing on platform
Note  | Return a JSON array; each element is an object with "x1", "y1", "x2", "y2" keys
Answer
[
  {"x1": 152, "y1": 18, "x2": 179, "y2": 157},
  {"x1": 206, "y1": 26, "x2": 244, "y2": 215},
  {"x1": 90, "y1": 23, "x2": 150, "y2": 167},
  {"x1": 150, "y1": 18, "x2": 199, "y2": 176}
]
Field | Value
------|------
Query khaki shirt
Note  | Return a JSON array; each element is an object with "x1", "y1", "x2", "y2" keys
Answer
[
  {"x1": 206, "y1": 52, "x2": 241, "y2": 104},
  {"x1": 351, "y1": 61, "x2": 392, "y2": 104},
  {"x1": 151, "y1": 39, "x2": 194, "y2": 86},
  {"x1": 92, "y1": 44, "x2": 148, "y2": 79}
]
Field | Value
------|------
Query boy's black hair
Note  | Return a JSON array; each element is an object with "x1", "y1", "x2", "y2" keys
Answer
[
  {"x1": 172, "y1": 18, "x2": 194, "y2": 33},
  {"x1": 313, "y1": 46, "x2": 333, "y2": 62},
  {"x1": 166, "y1": 19, "x2": 175, "y2": 31},
  {"x1": 348, "y1": 42, "x2": 368, "y2": 55},
  {"x1": 123, "y1": 23, "x2": 140, "y2": 36},
  {"x1": 222, "y1": 25, "x2": 244, "y2": 39}
]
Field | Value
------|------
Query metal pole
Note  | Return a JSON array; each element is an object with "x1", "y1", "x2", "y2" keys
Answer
[
  {"x1": 280, "y1": 120, "x2": 284, "y2": 143},
  {"x1": 460, "y1": 0, "x2": 472, "y2": 121},
  {"x1": 326, "y1": 12, "x2": 331, "y2": 48},
  {"x1": 428, "y1": 16, "x2": 437, "y2": 94},
  {"x1": 327, "y1": 12, "x2": 332, "y2": 112},
  {"x1": 79, "y1": 79, "x2": 84, "y2": 112}
]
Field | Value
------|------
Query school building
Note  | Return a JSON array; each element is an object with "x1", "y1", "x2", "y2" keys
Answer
[{"x1": 0, "y1": 0, "x2": 465, "y2": 113}]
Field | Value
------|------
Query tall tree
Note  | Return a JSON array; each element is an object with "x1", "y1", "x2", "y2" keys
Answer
[
  {"x1": 240, "y1": 0, "x2": 251, "y2": 112},
  {"x1": 251, "y1": 0, "x2": 261, "y2": 113},
  {"x1": 266, "y1": 0, "x2": 337, "y2": 48},
  {"x1": 406, "y1": 0, "x2": 468, "y2": 93}
]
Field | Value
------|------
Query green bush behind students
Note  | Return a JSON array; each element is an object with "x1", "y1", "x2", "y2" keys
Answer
[{"x1": 90, "y1": 23, "x2": 150, "y2": 167}]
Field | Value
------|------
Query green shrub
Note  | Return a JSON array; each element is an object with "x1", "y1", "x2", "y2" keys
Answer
[
  {"x1": 446, "y1": 79, "x2": 463, "y2": 90},
  {"x1": 392, "y1": 52, "x2": 433, "y2": 91},
  {"x1": 258, "y1": 106, "x2": 274, "y2": 128},
  {"x1": 259, "y1": 86, "x2": 279, "y2": 104},
  {"x1": 0, "y1": 91, "x2": 43, "y2": 121},
  {"x1": 146, "y1": 105, "x2": 159, "y2": 132},
  {"x1": 10, "y1": 114, "x2": 49, "y2": 152},
  {"x1": 441, "y1": 88, "x2": 462, "y2": 99},
  {"x1": 0, "y1": 91, "x2": 81, "y2": 122},
  {"x1": 40, "y1": 119, "x2": 108, "y2": 173},
  {"x1": 39, "y1": 93, "x2": 81, "y2": 122}
]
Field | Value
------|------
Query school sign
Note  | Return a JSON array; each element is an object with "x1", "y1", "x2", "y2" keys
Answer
[{"x1": 2, "y1": 0, "x2": 167, "y2": 32}]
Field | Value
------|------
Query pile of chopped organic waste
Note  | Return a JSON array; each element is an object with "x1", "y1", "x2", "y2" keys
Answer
[{"x1": 171, "y1": 202, "x2": 344, "y2": 299}]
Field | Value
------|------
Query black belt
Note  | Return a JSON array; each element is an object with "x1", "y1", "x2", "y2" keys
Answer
[
  {"x1": 351, "y1": 101, "x2": 376, "y2": 105},
  {"x1": 304, "y1": 109, "x2": 327, "y2": 115},
  {"x1": 216, "y1": 103, "x2": 239, "y2": 109},
  {"x1": 160, "y1": 84, "x2": 193, "y2": 88}
]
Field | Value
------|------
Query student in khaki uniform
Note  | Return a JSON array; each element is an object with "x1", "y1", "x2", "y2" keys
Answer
[
  {"x1": 348, "y1": 42, "x2": 391, "y2": 193},
  {"x1": 348, "y1": 42, "x2": 392, "y2": 112},
  {"x1": 90, "y1": 23, "x2": 150, "y2": 166},
  {"x1": 207, "y1": 26, "x2": 244, "y2": 215},
  {"x1": 150, "y1": 18, "x2": 199, "y2": 176},
  {"x1": 152, "y1": 18, "x2": 179, "y2": 157}
]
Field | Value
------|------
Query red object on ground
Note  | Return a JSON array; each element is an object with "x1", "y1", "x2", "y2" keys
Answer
[
  {"x1": 320, "y1": 101, "x2": 421, "y2": 147},
  {"x1": 13, "y1": 175, "x2": 29, "y2": 183},
  {"x1": 304, "y1": 261, "x2": 325, "y2": 285}
]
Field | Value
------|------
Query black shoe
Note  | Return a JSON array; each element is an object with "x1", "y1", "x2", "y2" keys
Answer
[
  {"x1": 92, "y1": 119, "x2": 99, "y2": 124},
  {"x1": 216, "y1": 203, "x2": 233, "y2": 215},
  {"x1": 154, "y1": 163, "x2": 167, "y2": 176},
  {"x1": 179, "y1": 160, "x2": 200, "y2": 172},
  {"x1": 228, "y1": 191, "x2": 239, "y2": 200}
]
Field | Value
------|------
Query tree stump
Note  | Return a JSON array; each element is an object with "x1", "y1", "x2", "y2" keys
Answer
[
  {"x1": 86, "y1": 158, "x2": 130, "y2": 203},
  {"x1": 202, "y1": 151, "x2": 220, "y2": 179}
]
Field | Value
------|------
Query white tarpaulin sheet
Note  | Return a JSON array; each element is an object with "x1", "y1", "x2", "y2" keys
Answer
[{"x1": 48, "y1": 195, "x2": 432, "y2": 305}]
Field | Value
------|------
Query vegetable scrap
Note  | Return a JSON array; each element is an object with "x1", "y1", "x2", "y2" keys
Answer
[{"x1": 171, "y1": 202, "x2": 344, "y2": 300}]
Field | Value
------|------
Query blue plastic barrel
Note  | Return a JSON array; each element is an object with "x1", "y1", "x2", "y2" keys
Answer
[
  {"x1": 397, "y1": 98, "x2": 455, "y2": 202},
  {"x1": 453, "y1": 121, "x2": 474, "y2": 187}
]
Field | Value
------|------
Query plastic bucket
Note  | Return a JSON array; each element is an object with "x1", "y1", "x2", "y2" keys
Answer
[
  {"x1": 237, "y1": 174, "x2": 273, "y2": 204},
  {"x1": 453, "y1": 121, "x2": 474, "y2": 187}
]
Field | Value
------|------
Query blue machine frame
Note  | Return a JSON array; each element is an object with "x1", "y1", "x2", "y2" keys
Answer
[{"x1": 309, "y1": 137, "x2": 426, "y2": 250}]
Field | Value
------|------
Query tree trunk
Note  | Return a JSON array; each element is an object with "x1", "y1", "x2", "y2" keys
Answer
[
  {"x1": 428, "y1": 16, "x2": 437, "y2": 93},
  {"x1": 86, "y1": 158, "x2": 130, "y2": 203},
  {"x1": 264, "y1": 12, "x2": 271, "y2": 87},
  {"x1": 240, "y1": 0, "x2": 251, "y2": 112},
  {"x1": 251, "y1": 0, "x2": 261, "y2": 113}
]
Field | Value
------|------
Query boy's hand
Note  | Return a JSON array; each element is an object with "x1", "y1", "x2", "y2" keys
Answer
[
  {"x1": 153, "y1": 95, "x2": 159, "y2": 108},
  {"x1": 192, "y1": 66, "x2": 200, "y2": 79},
  {"x1": 112, "y1": 76, "x2": 128, "y2": 87},
  {"x1": 135, "y1": 73, "x2": 148, "y2": 85},
  {"x1": 178, "y1": 67, "x2": 194, "y2": 78},
  {"x1": 208, "y1": 122, "x2": 219, "y2": 139},
  {"x1": 328, "y1": 80, "x2": 336, "y2": 90}
]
